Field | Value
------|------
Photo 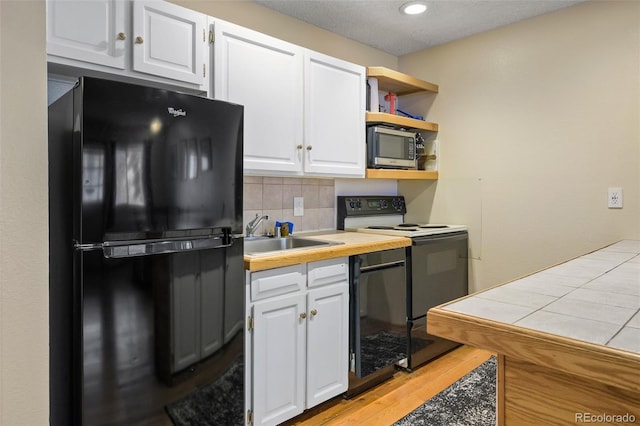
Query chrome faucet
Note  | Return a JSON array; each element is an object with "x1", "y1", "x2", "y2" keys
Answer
[{"x1": 246, "y1": 214, "x2": 269, "y2": 237}]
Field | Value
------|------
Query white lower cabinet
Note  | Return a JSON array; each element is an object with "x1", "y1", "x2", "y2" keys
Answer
[{"x1": 246, "y1": 258, "x2": 349, "y2": 426}]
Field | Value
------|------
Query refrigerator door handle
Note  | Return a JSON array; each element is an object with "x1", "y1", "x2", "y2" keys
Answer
[{"x1": 74, "y1": 236, "x2": 235, "y2": 258}]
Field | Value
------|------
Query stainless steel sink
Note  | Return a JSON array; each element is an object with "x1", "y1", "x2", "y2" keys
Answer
[{"x1": 244, "y1": 236, "x2": 342, "y2": 256}]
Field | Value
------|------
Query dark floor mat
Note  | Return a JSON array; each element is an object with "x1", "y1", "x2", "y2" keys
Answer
[
  {"x1": 392, "y1": 356, "x2": 497, "y2": 426},
  {"x1": 165, "y1": 360, "x2": 244, "y2": 425},
  {"x1": 359, "y1": 331, "x2": 431, "y2": 376}
]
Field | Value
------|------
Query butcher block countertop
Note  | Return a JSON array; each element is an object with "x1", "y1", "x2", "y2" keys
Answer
[
  {"x1": 243, "y1": 231, "x2": 410, "y2": 271},
  {"x1": 427, "y1": 240, "x2": 640, "y2": 425}
]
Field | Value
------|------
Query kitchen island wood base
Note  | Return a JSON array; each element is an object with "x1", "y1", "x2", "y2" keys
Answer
[{"x1": 428, "y1": 309, "x2": 640, "y2": 426}]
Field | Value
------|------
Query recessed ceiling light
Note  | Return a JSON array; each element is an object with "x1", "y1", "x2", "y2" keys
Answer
[{"x1": 400, "y1": 1, "x2": 427, "y2": 15}]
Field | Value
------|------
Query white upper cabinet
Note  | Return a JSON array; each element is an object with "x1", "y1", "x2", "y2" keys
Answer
[
  {"x1": 46, "y1": 0, "x2": 209, "y2": 91},
  {"x1": 304, "y1": 51, "x2": 365, "y2": 177},
  {"x1": 213, "y1": 21, "x2": 304, "y2": 175},
  {"x1": 132, "y1": 1, "x2": 207, "y2": 85},
  {"x1": 46, "y1": 0, "x2": 126, "y2": 69},
  {"x1": 213, "y1": 20, "x2": 365, "y2": 178}
]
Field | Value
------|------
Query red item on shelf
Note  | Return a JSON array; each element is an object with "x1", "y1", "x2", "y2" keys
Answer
[{"x1": 384, "y1": 92, "x2": 396, "y2": 114}]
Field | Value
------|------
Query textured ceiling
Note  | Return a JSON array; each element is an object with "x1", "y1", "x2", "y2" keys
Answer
[{"x1": 254, "y1": 0, "x2": 585, "y2": 56}]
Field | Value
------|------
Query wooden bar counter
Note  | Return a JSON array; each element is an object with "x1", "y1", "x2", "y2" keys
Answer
[{"x1": 428, "y1": 240, "x2": 640, "y2": 425}]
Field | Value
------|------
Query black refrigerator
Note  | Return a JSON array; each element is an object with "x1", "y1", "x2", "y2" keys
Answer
[{"x1": 49, "y1": 77, "x2": 245, "y2": 425}]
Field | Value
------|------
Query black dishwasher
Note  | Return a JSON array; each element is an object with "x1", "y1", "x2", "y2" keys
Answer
[{"x1": 347, "y1": 248, "x2": 407, "y2": 397}]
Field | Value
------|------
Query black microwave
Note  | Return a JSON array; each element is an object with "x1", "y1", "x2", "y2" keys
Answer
[{"x1": 367, "y1": 126, "x2": 416, "y2": 169}]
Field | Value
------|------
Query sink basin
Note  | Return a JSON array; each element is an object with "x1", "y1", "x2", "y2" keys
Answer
[{"x1": 244, "y1": 236, "x2": 342, "y2": 256}]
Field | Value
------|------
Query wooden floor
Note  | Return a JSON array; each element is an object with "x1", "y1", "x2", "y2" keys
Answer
[{"x1": 283, "y1": 346, "x2": 493, "y2": 426}]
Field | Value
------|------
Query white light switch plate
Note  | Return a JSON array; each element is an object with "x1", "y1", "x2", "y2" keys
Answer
[{"x1": 294, "y1": 197, "x2": 304, "y2": 216}]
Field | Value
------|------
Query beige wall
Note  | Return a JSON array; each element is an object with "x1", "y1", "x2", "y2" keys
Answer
[
  {"x1": 399, "y1": 0, "x2": 640, "y2": 292},
  {"x1": 0, "y1": 1, "x2": 49, "y2": 425}
]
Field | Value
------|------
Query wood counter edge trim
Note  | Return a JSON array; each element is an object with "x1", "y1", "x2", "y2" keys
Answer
[
  {"x1": 427, "y1": 308, "x2": 640, "y2": 393},
  {"x1": 245, "y1": 239, "x2": 410, "y2": 271},
  {"x1": 497, "y1": 354, "x2": 505, "y2": 426}
]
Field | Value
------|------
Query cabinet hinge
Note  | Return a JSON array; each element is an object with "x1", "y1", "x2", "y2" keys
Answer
[
  {"x1": 203, "y1": 28, "x2": 206, "y2": 43},
  {"x1": 209, "y1": 30, "x2": 215, "y2": 44},
  {"x1": 247, "y1": 409, "x2": 253, "y2": 424},
  {"x1": 247, "y1": 316, "x2": 254, "y2": 332},
  {"x1": 203, "y1": 63, "x2": 206, "y2": 78}
]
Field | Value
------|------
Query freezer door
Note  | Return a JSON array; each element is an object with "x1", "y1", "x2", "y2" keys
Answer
[
  {"x1": 78, "y1": 245, "x2": 244, "y2": 424},
  {"x1": 76, "y1": 77, "x2": 243, "y2": 244}
]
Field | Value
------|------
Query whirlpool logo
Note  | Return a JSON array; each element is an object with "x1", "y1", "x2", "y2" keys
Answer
[{"x1": 167, "y1": 107, "x2": 186, "y2": 117}]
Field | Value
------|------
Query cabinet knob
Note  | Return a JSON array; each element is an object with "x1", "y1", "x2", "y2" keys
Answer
[
  {"x1": 310, "y1": 309, "x2": 318, "y2": 317},
  {"x1": 299, "y1": 312, "x2": 307, "y2": 320},
  {"x1": 296, "y1": 144, "x2": 303, "y2": 150},
  {"x1": 306, "y1": 145, "x2": 313, "y2": 151},
  {"x1": 135, "y1": 36, "x2": 144, "y2": 44},
  {"x1": 117, "y1": 32, "x2": 127, "y2": 41}
]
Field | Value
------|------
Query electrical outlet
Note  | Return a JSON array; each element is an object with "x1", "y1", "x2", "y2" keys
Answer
[
  {"x1": 294, "y1": 197, "x2": 304, "y2": 216},
  {"x1": 608, "y1": 187, "x2": 623, "y2": 209}
]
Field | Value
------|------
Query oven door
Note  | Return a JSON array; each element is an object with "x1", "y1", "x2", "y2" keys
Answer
[
  {"x1": 406, "y1": 231, "x2": 468, "y2": 368},
  {"x1": 409, "y1": 231, "x2": 468, "y2": 319}
]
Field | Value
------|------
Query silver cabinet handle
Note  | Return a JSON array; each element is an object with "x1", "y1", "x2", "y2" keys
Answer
[
  {"x1": 135, "y1": 36, "x2": 144, "y2": 44},
  {"x1": 300, "y1": 312, "x2": 307, "y2": 320},
  {"x1": 296, "y1": 144, "x2": 303, "y2": 150},
  {"x1": 310, "y1": 309, "x2": 318, "y2": 317},
  {"x1": 117, "y1": 32, "x2": 126, "y2": 40},
  {"x1": 306, "y1": 145, "x2": 313, "y2": 151}
]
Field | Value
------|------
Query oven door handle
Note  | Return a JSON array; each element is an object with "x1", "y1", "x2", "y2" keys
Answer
[
  {"x1": 359, "y1": 260, "x2": 405, "y2": 274},
  {"x1": 411, "y1": 231, "x2": 468, "y2": 246}
]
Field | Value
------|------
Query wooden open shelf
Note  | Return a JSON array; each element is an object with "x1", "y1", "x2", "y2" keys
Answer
[
  {"x1": 367, "y1": 66, "x2": 439, "y2": 95},
  {"x1": 365, "y1": 169, "x2": 438, "y2": 180},
  {"x1": 366, "y1": 112, "x2": 438, "y2": 132},
  {"x1": 365, "y1": 67, "x2": 440, "y2": 181}
]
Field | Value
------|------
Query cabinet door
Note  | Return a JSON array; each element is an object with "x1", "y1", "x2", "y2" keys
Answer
[
  {"x1": 252, "y1": 294, "x2": 306, "y2": 426},
  {"x1": 306, "y1": 282, "x2": 349, "y2": 408},
  {"x1": 132, "y1": 0, "x2": 207, "y2": 85},
  {"x1": 214, "y1": 21, "x2": 304, "y2": 175},
  {"x1": 304, "y1": 51, "x2": 365, "y2": 177},
  {"x1": 46, "y1": 0, "x2": 126, "y2": 69}
]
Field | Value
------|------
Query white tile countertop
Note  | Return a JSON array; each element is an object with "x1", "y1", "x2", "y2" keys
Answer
[{"x1": 443, "y1": 240, "x2": 640, "y2": 354}]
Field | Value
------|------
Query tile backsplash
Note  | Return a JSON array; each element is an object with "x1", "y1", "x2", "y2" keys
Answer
[{"x1": 243, "y1": 176, "x2": 335, "y2": 236}]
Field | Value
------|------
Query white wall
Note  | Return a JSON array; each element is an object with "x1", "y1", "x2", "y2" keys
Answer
[
  {"x1": 399, "y1": 0, "x2": 640, "y2": 292},
  {"x1": 0, "y1": 1, "x2": 49, "y2": 425}
]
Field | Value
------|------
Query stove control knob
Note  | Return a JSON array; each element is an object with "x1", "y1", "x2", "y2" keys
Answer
[
  {"x1": 356, "y1": 201, "x2": 362, "y2": 208},
  {"x1": 349, "y1": 201, "x2": 355, "y2": 209},
  {"x1": 381, "y1": 200, "x2": 388, "y2": 208}
]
